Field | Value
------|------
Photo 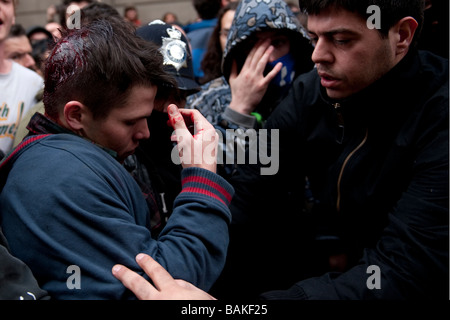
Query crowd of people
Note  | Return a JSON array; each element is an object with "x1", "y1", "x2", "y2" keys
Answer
[{"x1": 0, "y1": 0, "x2": 448, "y2": 302}]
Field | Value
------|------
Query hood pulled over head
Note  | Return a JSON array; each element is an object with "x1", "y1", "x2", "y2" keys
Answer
[{"x1": 222, "y1": 0, "x2": 313, "y2": 82}]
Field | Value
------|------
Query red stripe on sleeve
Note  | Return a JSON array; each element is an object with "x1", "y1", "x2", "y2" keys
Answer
[
  {"x1": 182, "y1": 175, "x2": 232, "y2": 203},
  {"x1": 181, "y1": 187, "x2": 227, "y2": 206}
]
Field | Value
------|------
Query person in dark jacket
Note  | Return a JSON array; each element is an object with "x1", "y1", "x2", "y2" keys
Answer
[
  {"x1": 112, "y1": 0, "x2": 449, "y2": 300},
  {"x1": 230, "y1": 0, "x2": 449, "y2": 300}
]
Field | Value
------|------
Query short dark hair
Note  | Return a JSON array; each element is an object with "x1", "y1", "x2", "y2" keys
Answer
[
  {"x1": 63, "y1": 0, "x2": 95, "y2": 5},
  {"x1": 299, "y1": 0, "x2": 425, "y2": 44},
  {"x1": 8, "y1": 24, "x2": 27, "y2": 38},
  {"x1": 43, "y1": 17, "x2": 177, "y2": 120},
  {"x1": 193, "y1": 0, "x2": 222, "y2": 20},
  {"x1": 124, "y1": 6, "x2": 137, "y2": 14}
]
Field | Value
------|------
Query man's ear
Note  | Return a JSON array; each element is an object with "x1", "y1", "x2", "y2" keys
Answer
[
  {"x1": 64, "y1": 101, "x2": 89, "y2": 132},
  {"x1": 393, "y1": 17, "x2": 419, "y2": 56}
]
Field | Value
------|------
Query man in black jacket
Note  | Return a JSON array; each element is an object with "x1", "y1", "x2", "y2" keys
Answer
[
  {"x1": 113, "y1": 0, "x2": 449, "y2": 300},
  {"x1": 229, "y1": 0, "x2": 449, "y2": 300}
]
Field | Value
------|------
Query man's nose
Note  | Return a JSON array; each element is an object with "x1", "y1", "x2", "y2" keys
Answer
[
  {"x1": 136, "y1": 119, "x2": 150, "y2": 140},
  {"x1": 311, "y1": 38, "x2": 334, "y2": 64}
]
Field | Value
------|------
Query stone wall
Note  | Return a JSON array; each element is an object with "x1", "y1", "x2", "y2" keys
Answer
[{"x1": 15, "y1": 0, "x2": 198, "y2": 30}]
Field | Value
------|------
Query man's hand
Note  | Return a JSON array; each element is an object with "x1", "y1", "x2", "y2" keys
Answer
[
  {"x1": 112, "y1": 254, "x2": 217, "y2": 300},
  {"x1": 168, "y1": 104, "x2": 219, "y2": 173},
  {"x1": 228, "y1": 39, "x2": 282, "y2": 115}
]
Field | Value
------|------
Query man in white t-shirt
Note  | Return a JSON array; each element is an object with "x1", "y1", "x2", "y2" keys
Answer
[{"x1": 0, "y1": 0, "x2": 44, "y2": 157}]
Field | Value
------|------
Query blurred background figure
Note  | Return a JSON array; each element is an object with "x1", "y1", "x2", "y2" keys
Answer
[
  {"x1": 41, "y1": 2, "x2": 63, "y2": 38},
  {"x1": 29, "y1": 39, "x2": 53, "y2": 78},
  {"x1": 46, "y1": 4, "x2": 58, "y2": 23},
  {"x1": 221, "y1": 0, "x2": 239, "y2": 6},
  {"x1": 44, "y1": 21, "x2": 63, "y2": 39},
  {"x1": 184, "y1": 0, "x2": 222, "y2": 82},
  {"x1": 162, "y1": 12, "x2": 181, "y2": 26},
  {"x1": 26, "y1": 26, "x2": 54, "y2": 78},
  {"x1": 124, "y1": 5, "x2": 142, "y2": 27},
  {"x1": 199, "y1": 1, "x2": 238, "y2": 84},
  {"x1": 3, "y1": 24, "x2": 37, "y2": 72},
  {"x1": 0, "y1": 1, "x2": 44, "y2": 158},
  {"x1": 26, "y1": 26, "x2": 53, "y2": 44}
]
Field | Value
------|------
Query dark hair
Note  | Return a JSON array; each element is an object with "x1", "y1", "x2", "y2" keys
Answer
[
  {"x1": 124, "y1": 6, "x2": 136, "y2": 11},
  {"x1": 193, "y1": 0, "x2": 222, "y2": 20},
  {"x1": 8, "y1": 24, "x2": 27, "y2": 38},
  {"x1": 63, "y1": 0, "x2": 95, "y2": 5},
  {"x1": 200, "y1": 1, "x2": 239, "y2": 84},
  {"x1": 43, "y1": 17, "x2": 177, "y2": 120},
  {"x1": 299, "y1": 0, "x2": 425, "y2": 44}
]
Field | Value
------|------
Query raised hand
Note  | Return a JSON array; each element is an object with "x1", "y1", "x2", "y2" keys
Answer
[
  {"x1": 168, "y1": 104, "x2": 219, "y2": 173},
  {"x1": 228, "y1": 39, "x2": 283, "y2": 115}
]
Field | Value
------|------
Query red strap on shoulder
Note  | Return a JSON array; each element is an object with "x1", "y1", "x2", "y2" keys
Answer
[{"x1": 0, "y1": 134, "x2": 51, "y2": 170}]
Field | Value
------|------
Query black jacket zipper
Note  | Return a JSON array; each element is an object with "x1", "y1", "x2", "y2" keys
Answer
[{"x1": 333, "y1": 103, "x2": 369, "y2": 212}]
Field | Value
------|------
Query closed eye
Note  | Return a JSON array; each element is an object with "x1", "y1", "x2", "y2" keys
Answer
[{"x1": 334, "y1": 38, "x2": 351, "y2": 45}]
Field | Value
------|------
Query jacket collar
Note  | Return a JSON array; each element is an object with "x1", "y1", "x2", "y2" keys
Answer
[
  {"x1": 319, "y1": 50, "x2": 421, "y2": 125},
  {"x1": 26, "y1": 112, "x2": 73, "y2": 136},
  {"x1": 26, "y1": 112, "x2": 118, "y2": 159}
]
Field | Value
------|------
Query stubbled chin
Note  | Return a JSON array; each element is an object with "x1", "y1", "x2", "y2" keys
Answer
[{"x1": 325, "y1": 87, "x2": 352, "y2": 100}]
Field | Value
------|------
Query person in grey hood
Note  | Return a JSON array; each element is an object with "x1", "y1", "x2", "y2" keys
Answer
[
  {"x1": 186, "y1": 0, "x2": 314, "y2": 179},
  {"x1": 221, "y1": 0, "x2": 313, "y2": 123}
]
